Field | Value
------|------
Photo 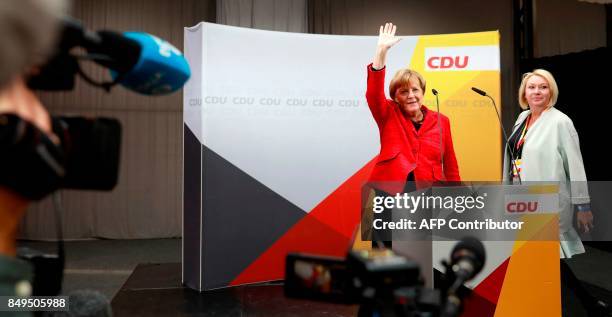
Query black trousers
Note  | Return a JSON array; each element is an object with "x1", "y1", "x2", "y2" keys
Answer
[{"x1": 372, "y1": 173, "x2": 417, "y2": 249}]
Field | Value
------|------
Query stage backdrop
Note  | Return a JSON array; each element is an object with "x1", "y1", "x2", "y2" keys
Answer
[{"x1": 183, "y1": 22, "x2": 502, "y2": 290}]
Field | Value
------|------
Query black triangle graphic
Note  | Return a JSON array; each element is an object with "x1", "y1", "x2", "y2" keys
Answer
[{"x1": 198, "y1": 139, "x2": 307, "y2": 289}]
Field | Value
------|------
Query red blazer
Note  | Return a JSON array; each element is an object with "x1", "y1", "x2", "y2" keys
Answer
[{"x1": 366, "y1": 64, "x2": 461, "y2": 194}]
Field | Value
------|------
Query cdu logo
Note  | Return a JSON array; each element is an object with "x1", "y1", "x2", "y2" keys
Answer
[
  {"x1": 424, "y1": 45, "x2": 500, "y2": 72},
  {"x1": 427, "y1": 56, "x2": 469, "y2": 69},
  {"x1": 503, "y1": 192, "x2": 559, "y2": 215},
  {"x1": 506, "y1": 201, "x2": 539, "y2": 213}
]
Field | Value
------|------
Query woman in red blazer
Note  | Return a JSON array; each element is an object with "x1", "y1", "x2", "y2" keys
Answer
[
  {"x1": 366, "y1": 23, "x2": 461, "y2": 195},
  {"x1": 364, "y1": 23, "x2": 461, "y2": 247}
]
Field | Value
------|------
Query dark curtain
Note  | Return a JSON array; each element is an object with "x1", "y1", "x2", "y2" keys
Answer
[
  {"x1": 523, "y1": 46, "x2": 612, "y2": 250},
  {"x1": 522, "y1": 47, "x2": 610, "y2": 180}
]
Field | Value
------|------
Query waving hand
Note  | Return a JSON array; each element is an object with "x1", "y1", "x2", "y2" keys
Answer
[{"x1": 372, "y1": 23, "x2": 402, "y2": 69}]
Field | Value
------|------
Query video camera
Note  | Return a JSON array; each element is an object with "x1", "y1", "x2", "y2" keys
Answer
[
  {"x1": 5, "y1": 16, "x2": 191, "y2": 298},
  {"x1": 284, "y1": 237, "x2": 486, "y2": 317},
  {"x1": 0, "y1": 17, "x2": 190, "y2": 200}
]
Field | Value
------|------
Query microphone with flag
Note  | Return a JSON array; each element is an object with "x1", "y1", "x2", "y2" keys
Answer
[
  {"x1": 28, "y1": 17, "x2": 191, "y2": 95},
  {"x1": 104, "y1": 31, "x2": 191, "y2": 95}
]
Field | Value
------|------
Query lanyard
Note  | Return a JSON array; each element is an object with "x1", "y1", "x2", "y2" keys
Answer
[{"x1": 515, "y1": 114, "x2": 531, "y2": 151}]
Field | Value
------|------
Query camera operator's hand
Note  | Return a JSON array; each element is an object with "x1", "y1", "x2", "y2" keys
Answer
[
  {"x1": 0, "y1": 77, "x2": 55, "y2": 256},
  {"x1": 0, "y1": 77, "x2": 55, "y2": 137}
]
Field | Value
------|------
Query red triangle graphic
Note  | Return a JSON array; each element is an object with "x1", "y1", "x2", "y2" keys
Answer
[
  {"x1": 473, "y1": 257, "x2": 510, "y2": 304},
  {"x1": 461, "y1": 258, "x2": 510, "y2": 316},
  {"x1": 307, "y1": 158, "x2": 377, "y2": 239},
  {"x1": 230, "y1": 158, "x2": 377, "y2": 285}
]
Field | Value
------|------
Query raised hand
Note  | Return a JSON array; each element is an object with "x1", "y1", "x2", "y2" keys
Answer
[
  {"x1": 377, "y1": 23, "x2": 402, "y2": 50},
  {"x1": 372, "y1": 23, "x2": 401, "y2": 70}
]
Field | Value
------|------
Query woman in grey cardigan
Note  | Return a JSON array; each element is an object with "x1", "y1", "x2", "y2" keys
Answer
[{"x1": 504, "y1": 69, "x2": 608, "y2": 316}]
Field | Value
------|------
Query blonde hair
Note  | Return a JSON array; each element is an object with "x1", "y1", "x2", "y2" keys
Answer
[
  {"x1": 518, "y1": 69, "x2": 559, "y2": 110},
  {"x1": 389, "y1": 68, "x2": 426, "y2": 101}
]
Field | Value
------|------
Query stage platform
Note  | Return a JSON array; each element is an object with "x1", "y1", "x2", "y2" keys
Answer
[
  {"x1": 111, "y1": 263, "x2": 358, "y2": 316},
  {"x1": 111, "y1": 262, "x2": 612, "y2": 316}
]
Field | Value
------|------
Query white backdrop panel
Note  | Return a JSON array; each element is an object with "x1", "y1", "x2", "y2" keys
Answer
[{"x1": 184, "y1": 22, "x2": 418, "y2": 212}]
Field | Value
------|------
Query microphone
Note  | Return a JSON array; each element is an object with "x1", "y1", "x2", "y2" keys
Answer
[
  {"x1": 470, "y1": 87, "x2": 521, "y2": 184},
  {"x1": 450, "y1": 236, "x2": 485, "y2": 282},
  {"x1": 110, "y1": 32, "x2": 191, "y2": 95},
  {"x1": 442, "y1": 237, "x2": 486, "y2": 317},
  {"x1": 432, "y1": 89, "x2": 444, "y2": 176},
  {"x1": 31, "y1": 18, "x2": 191, "y2": 95},
  {"x1": 87, "y1": 31, "x2": 191, "y2": 95},
  {"x1": 470, "y1": 87, "x2": 486, "y2": 96}
]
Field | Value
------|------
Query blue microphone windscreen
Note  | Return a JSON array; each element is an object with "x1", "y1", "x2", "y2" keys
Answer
[{"x1": 112, "y1": 32, "x2": 191, "y2": 95}]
